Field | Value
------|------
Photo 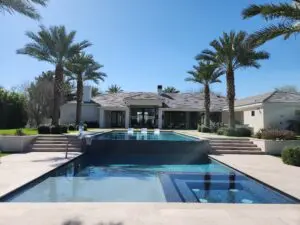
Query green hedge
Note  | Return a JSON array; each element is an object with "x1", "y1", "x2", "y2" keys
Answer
[
  {"x1": 282, "y1": 147, "x2": 300, "y2": 166},
  {"x1": 0, "y1": 88, "x2": 27, "y2": 129}
]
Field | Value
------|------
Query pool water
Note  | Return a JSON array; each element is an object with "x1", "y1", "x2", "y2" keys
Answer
[
  {"x1": 93, "y1": 131, "x2": 199, "y2": 141},
  {"x1": 2, "y1": 154, "x2": 298, "y2": 203}
]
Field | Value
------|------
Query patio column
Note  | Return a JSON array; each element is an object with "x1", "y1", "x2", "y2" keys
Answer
[
  {"x1": 125, "y1": 108, "x2": 130, "y2": 128},
  {"x1": 158, "y1": 109, "x2": 163, "y2": 129},
  {"x1": 99, "y1": 108, "x2": 105, "y2": 128}
]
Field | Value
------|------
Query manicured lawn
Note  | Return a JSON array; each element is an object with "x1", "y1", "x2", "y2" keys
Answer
[
  {"x1": 0, "y1": 128, "x2": 38, "y2": 135},
  {"x1": 0, "y1": 153, "x2": 9, "y2": 157}
]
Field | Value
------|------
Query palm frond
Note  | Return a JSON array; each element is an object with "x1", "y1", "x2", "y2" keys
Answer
[
  {"x1": 242, "y1": 2, "x2": 300, "y2": 21},
  {"x1": 17, "y1": 25, "x2": 91, "y2": 66},
  {"x1": 0, "y1": 0, "x2": 48, "y2": 20},
  {"x1": 248, "y1": 22, "x2": 300, "y2": 45}
]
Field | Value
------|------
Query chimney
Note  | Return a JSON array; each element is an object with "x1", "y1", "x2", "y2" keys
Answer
[
  {"x1": 83, "y1": 86, "x2": 92, "y2": 102},
  {"x1": 157, "y1": 85, "x2": 163, "y2": 95}
]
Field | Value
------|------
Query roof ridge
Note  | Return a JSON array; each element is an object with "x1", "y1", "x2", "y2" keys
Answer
[{"x1": 262, "y1": 90, "x2": 277, "y2": 103}]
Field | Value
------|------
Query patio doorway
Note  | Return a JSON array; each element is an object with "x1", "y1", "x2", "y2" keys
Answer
[
  {"x1": 130, "y1": 108, "x2": 158, "y2": 128},
  {"x1": 110, "y1": 111, "x2": 125, "y2": 128}
]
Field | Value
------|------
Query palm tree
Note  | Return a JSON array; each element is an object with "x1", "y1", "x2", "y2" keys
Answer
[
  {"x1": 17, "y1": 25, "x2": 91, "y2": 126},
  {"x1": 0, "y1": 0, "x2": 48, "y2": 20},
  {"x1": 162, "y1": 86, "x2": 180, "y2": 93},
  {"x1": 91, "y1": 87, "x2": 102, "y2": 97},
  {"x1": 197, "y1": 31, "x2": 269, "y2": 128},
  {"x1": 186, "y1": 62, "x2": 222, "y2": 127},
  {"x1": 106, "y1": 84, "x2": 123, "y2": 93},
  {"x1": 66, "y1": 53, "x2": 106, "y2": 124},
  {"x1": 242, "y1": 0, "x2": 300, "y2": 44}
]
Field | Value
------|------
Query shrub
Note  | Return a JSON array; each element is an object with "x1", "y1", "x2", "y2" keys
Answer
[
  {"x1": 85, "y1": 121, "x2": 99, "y2": 128},
  {"x1": 50, "y1": 125, "x2": 61, "y2": 134},
  {"x1": 60, "y1": 125, "x2": 68, "y2": 134},
  {"x1": 256, "y1": 129, "x2": 296, "y2": 140},
  {"x1": 235, "y1": 127, "x2": 252, "y2": 137},
  {"x1": 15, "y1": 128, "x2": 25, "y2": 136},
  {"x1": 68, "y1": 124, "x2": 76, "y2": 131},
  {"x1": 282, "y1": 147, "x2": 300, "y2": 166},
  {"x1": 216, "y1": 127, "x2": 252, "y2": 137},
  {"x1": 217, "y1": 127, "x2": 226, "y2": 135},
  {"x1": 38, "y1": 125, "x2": 51, "y2": 134},
  {"x1": 201, "y1": 125, "x2": 211, "y2": 133}
]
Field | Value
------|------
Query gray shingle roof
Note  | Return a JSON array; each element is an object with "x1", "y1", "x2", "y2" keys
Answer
[
  {"x1": 91, "y1": 92, "x2": 227, "y2": 111},
  {"x1": 234, "y1": 91, "x2": 300, "y2": 107}
]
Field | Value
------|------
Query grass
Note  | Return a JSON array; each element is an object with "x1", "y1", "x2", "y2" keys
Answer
[
  {"x1": 0, "y1": 153, "x2": 9, "y2": 157},
  {"x1": 0, "y1": 128, "x2": 38, "y2": 136}
]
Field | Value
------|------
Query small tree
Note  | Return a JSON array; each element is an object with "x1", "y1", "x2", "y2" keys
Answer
[
  {"x1": 186, "y1": 61, "x2": 222, "y2": 127},
  {"x1": 66, "y1": 53, "x2": 106, "y2": 124},
  {"x1": 106, "y1": 84, "x2": 123, "y2": 93},
  {"x1": 162, "y1": 86, "x2": 180, "y2": 93}
]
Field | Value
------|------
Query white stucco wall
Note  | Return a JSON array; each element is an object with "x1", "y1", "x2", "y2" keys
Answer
[
  {"x1": 221, "y1": 111, "x2": 243, "y2": 125},
  {"x1": 251, "y1": 138, "x2": 300, "y2": 155},
  {"x1": 263, "y1": 103, "x2": 300, "y2": 129},
  {"x1": 60, "y1": 103, "x2": 99, "y2": 124},
  {"x1": 243, "y1": 107, "x2": 264, "y2": 133}
]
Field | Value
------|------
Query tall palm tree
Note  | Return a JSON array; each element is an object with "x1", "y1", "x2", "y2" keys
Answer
[
  {"x1": 66, "y1": 53, "x2": 106, "y2": 124},
  {"x1": 17, "y1": 25, "x2": 91, "y2": 126},
  {"x1": 91, "y1": 87, "x2": 102, "y2": 97},
  {"x1": 242, "y1": 0, "x2": 300, "y2": 44},
  {"x1": 0, "y1": 0, "x2": 48, "y2": 20},
  {"x1": 185, "y1": 62, "x2": 222, "y2": 127},
  {"x1": 162, "y1": 86, "x2": 180, "y2": 93},
  {"x1": 106, "y1": 84, "x2": 123, "y2": 93},
  {"x1": 197, "y1": 31, "x2": 269, "y2": 128}
]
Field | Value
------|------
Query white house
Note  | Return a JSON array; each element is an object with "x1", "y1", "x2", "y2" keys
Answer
[
  {"x1": 223, "y1": 91, "x2": 300, "y2": 132},
  {"x1": 60, "y1": 86, "x2": 300, "y2": 132}
]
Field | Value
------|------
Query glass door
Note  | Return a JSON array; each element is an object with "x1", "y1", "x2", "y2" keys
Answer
[
  {"x1": 111, "y1": 111, "x2": 125, "y2": 128},
  {"x1": 130, "y1": 108, "x2": 158, "y2": 128}
]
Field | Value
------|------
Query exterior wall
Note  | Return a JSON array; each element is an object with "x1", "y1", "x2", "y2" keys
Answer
[
  {"x1": 221, "y1": 111, "x2": 243, "y2": 125},
  {"x1": 251, "y1": 138, "x2": 300, "y2": 155},
  {"x1": 60, "y1": 103, "x2": 99, "y2": 124},
  {"x1": 243, "y1": 107, "x2": 264, "y2": 133},
  {"x1": 263, "y1": 103, "x2": 300, "y2": 129},
  {"x1": 0, "y1": 135, "x2": 37, "y2": 152}
]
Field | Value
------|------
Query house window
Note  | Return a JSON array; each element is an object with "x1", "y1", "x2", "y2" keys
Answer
[{"x1": 251, "y1": 111, "x2": 255, "y2": 117}]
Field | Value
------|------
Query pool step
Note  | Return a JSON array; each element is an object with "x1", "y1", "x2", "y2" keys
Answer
[
  {"x1": 29, "y1": 135, "x2": 82, "y2": 152},
  {"x1": 208, "y1": 138, "x2": 263, "y2": 155}
]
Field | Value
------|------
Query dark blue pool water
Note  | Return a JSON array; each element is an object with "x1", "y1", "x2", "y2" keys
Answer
[
  {"x1": 93, "y1": 131, "x2": 199, "y2": 141},
  {"x1": 1, "y1": 154, "x2": 298, "y2": 203}
]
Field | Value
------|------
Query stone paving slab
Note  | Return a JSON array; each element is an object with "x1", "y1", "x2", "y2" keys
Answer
[
  {"x1": 211, "y1": 154, "x2": 300, "y2": 200},
  {"x1": 0, "y1": 203, "x2": 299, "y2": 225},
  {"x1": 0, "y1": 152, "x2": 81, "y2": 198}
]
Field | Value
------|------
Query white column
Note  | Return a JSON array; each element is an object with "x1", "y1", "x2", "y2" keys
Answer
[
  {"x1": 125, "y1": 109, "x2": 130, "y2": 128},
  {"x1": 99, "y1": 108, "x2": 105, "y2": 128},
  {"x1": 158, "y1": 109, "x2": 163, "y2": 129}
]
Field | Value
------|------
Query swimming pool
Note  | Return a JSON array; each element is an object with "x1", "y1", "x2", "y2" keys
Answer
[
  {"x1": 93, "y1": 131, "x2": 199, "y2": 141},
  {"x1": 1, "y1": 154, "x2": 298, "y2": 203}
]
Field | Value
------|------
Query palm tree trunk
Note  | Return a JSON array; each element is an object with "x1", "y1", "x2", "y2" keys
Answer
[
  {"x1": 226, "y1": 67, "x2": 235, "y2": 129},
  {"x1": 204, "y1": 84, "x2": 210, "y2": 127},
  {"x1": 76, "y1": 74, "x2": 83, "y2": 125},
  {"x1": 52, "y1": 64, "x2": 64, "y2": 126}
]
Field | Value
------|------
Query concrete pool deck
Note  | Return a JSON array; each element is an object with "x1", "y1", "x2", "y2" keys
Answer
[
  {"x1": 0, "y1": 151, "x2": 299, "y2": 224},
  {"x1": 0, "y1": 152, "x2": 81, "y2": 198}
]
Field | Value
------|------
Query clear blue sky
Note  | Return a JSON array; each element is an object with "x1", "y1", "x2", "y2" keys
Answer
[{"x1": 1, "y1": 0, "x2": 299, "y2": 98}]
